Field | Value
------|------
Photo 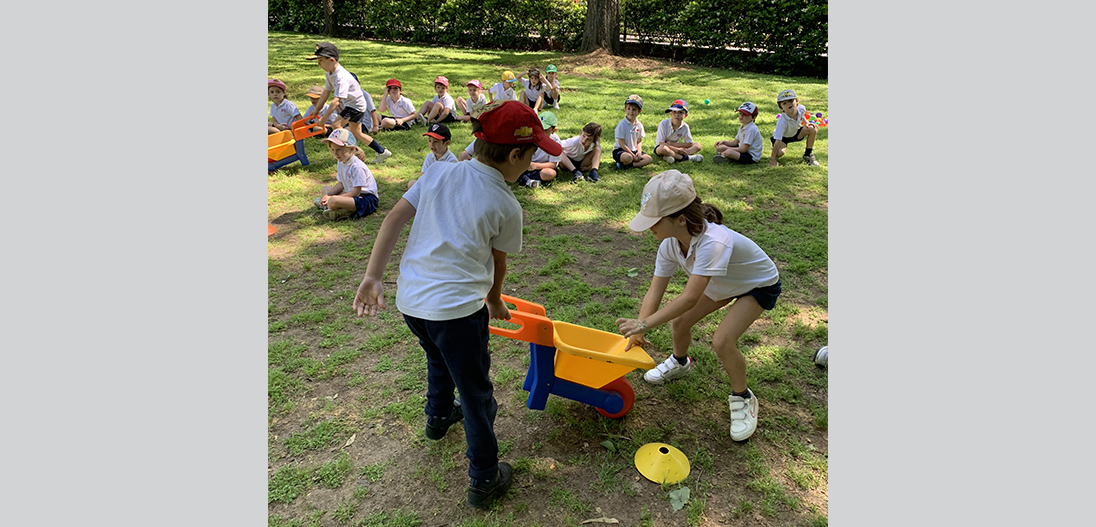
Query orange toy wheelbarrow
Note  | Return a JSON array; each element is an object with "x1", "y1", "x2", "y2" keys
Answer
[
  {"x1": 489, "y1": 295, "x2": 655, "y2": 418},
  {"x1": 268, "y1": 115, "x2": 326, "y2": 171}
]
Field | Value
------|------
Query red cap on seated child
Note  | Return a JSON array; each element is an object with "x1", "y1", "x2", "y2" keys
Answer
[{"x1": 472, "y1": 101, "x2": 562, "y2": 157}]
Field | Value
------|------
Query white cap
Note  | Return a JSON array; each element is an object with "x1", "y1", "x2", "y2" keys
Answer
[
  {"x1": 322, "y1": 128, "x2": 357, "y2": 147},
  {"x1": 628, "y1": 170, "x2": 697, "y2": 231}
]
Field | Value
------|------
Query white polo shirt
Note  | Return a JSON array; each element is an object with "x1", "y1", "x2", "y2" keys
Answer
[
  {"x1": 396, "y1": 159, "x2": 523, "y2": 320},
  {"x1": 735, "y1": 121, "x2": 764, "y2": 161},
  {"x1": 431, "y1": 92, "x2": 456, "y2": 113},
  {"x1": 463, "y1": 93, "x2": 487, "y2": 115},
  {"x1": 324, "y1": 64, "x2": 367, "y2": 112},
  {"x1": 530, "y1": 133, "x2": 562, "y2": 164},
  {"x1": 560, "y1": 135, "x2": 595, "y2": 160},
  {"x1": 521, "y1": 79, "x2": 546, "y2": 103},
  {"x1": 336, "y1": 156, "x2": 378, "y2": 197},
  {"x1": 270, "y1": 99, "x2": 299, "y2": 125},
  {"x1": 653, "y1": 221, "x2": 779, "y2": 301},
  {"x1": 489, "y1": 82, "x2": 519, "y2": 102},
  {"x1": 421, "y1": 149, "x2": 458, "y2": 173},
  {"x1": 382, "y1": 94, "x2": 416, "y2": 118},
  {"x1": 655, "y1": 119, "x2": 693, "y2": 145},
  {"x1": 302, "y1": 103, "x2": 339, "y2": 126},
  {"x1": 615, "y1": 117, "x2": 645, "y2": 152}
]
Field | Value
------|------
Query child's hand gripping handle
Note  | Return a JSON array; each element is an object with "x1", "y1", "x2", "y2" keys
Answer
[{"x1": 488, "y1": 295, "x2": 554, "y2": 347}]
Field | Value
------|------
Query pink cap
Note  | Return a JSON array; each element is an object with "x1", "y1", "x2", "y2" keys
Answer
[
  {"x1": 466, "y1": 79, "x2": 481, "y2": 89},
  {"x1": 268, "y1": 79, "x2": 286, "y2": 91},
  {"x1": 434, "y1": 76, "x2": 449, "y2": 87}
]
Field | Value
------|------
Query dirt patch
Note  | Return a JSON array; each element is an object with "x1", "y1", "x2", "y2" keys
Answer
[{"x1": 557, "y1": 49, "x2": 691, "y2": 79}]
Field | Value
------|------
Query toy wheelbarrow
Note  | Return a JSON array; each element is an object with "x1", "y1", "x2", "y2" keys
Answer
[
  {"x1": 488, "y1": 295, "x2": 655, "y2": 418},
  {"x1": 268, "y1": 115, "x2": 326, "y2": 171}
]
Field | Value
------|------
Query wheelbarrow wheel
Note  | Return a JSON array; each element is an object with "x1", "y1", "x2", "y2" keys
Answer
[{"x1": 596, "y1": 377, "x2": 635, "y2": 419}]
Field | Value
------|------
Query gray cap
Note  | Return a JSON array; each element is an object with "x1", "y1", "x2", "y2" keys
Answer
[{"x1": 777, "y1": 89, "x2": 797, "y2": 102}]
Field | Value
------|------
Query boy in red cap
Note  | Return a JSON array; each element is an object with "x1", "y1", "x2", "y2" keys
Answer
[
  {"x1": 406, "y1": 123, "x2": 457, "y2": 189},
  {"x1": 378, "y1": 78, "x2": 418, "y2": 131},
  {"x1": 305, "y1": 42, "x2": 393, "y2": 163},
  {"x1": 416, "y1": 76, "x2": 457, "y2": 125},
  {"x1": 353, "y1": 100, "x2": 561, "y2": 510},
  {"x1": 268, "y1": 79, "x2": 301, "y2": 134}
]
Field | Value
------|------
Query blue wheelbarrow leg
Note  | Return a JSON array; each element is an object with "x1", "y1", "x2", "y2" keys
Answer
[{"x1": 523, "y1": 342, "x2": 555, "y2": 411}]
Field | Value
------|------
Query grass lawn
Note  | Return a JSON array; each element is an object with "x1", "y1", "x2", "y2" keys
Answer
[{"x1": 269, "y1": 31, "x2": 827, "y2": 527}]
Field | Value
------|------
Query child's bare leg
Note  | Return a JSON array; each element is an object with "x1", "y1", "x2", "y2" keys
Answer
[
  {"x1": 712, "y1": 296, "x2": 765, "y2": 393},
  {"x1": 582, "y1": 145, "x2": 602, "y2": 170},
  {"x1": 619, "y1": 151, "x2": 635, "y2": 165},
  {"x1": 685, "y1": 143, "x2": 702, "y2": 155},
  {"x1": 539, "y1": 168, "x2": 557, "y2": 182},
  {"x1": 349, "y1": 122, "x2": 375, "y2": 146},
  {"x1": 456, "y1": 98, "x2": 467, "y2": 114},
  {"x1": 769, "y1": 141, "x2": 788, "y2": 166},
  {"x1": 380, "y1": 117, "x2": 396, "y2": 129},
  {"x1": 670, "y1": 295, "x2": 731, "y2": 360},
  {"x1": 800, "y1": 124, "x2": 818, "y2": 149},
  {"x1": 269, "y1": 124, "x2": 281, "y2": 134},
  {"x1": 325, "y1": 195, "x2": 357, "y2": 211},
  {"x1": 632, "y1": 153, "x2": 654, "y2": 167},
  {"x1": 559, "y1": 156, "x2": 577, "y2": 172},
  {"x1": 722, "y1": 148, "x2": 744, "y2": 161},
  {"x1": 427, "y1": 102, "x2": 444, "y2": 122}
]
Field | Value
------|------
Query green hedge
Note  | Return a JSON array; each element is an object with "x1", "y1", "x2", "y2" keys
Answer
[{"x1": 268, "y1": 0, "x2": 826, "y2": 77}]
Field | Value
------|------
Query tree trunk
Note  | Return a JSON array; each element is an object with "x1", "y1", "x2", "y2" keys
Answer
[
  {"x1": 581, "y1": 0, "x2": 620, "y2": 54},
  {"x1": 323, "y1": 0, "x2": 334, "y2": 37}
]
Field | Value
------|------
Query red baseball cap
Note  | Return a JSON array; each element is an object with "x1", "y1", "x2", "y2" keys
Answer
[
  {"x1": 466, "y1": 79, "x2": 482, "y2": 89},
  {"x1": 472, "y1": 100, "x2": 562, "y2": 156},
  {"x1": 385, "y1": 78, "x2": 402, "y2": 88},
  {"x1": 434, "y1": 76, "x2": 449, "y2": 87}
]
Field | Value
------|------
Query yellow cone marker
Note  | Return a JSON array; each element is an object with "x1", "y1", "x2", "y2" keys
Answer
[{"x1": 634, "y1": 443, "x2": 690, "y2": 484}]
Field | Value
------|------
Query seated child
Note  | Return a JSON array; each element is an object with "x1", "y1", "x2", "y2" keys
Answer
[
  {"x1": 516, "y1": 111, "x2": 562, "y2": 189},
  {"x1": 613, "y1": 94, "x2": 653, "y2": 170},
  {"x1": 455, "y1": 80, "x2": 487, "y2": 122},
  {"x1": 654, "y1": 99, "x2": 703, "y2": 164},
  {"x1": 305, "y1": 42, "x2": 392, "y2": 164},
  {"x1": 378, "y1": 78, "x2": 418, "y2": 131},
  {"x1": 268, "y1": 79, "x2": 301, "y2": 134},
  {"x1": 313, "y1": 128, "x2": 380, "y2": 221},
  {"x1": 517, "y1": 67, "x2": 547, "y2": 113},
  {"x1": 558, "y1": 122, "x2": 603, "y2": 183},
  {"x1": 488, "y1": 71, "x2": 520, "y2": 103},
  {"x1": 301, "y1": 85, "x2": 342, "y2": 137},
  {"x1": 714, "y1": 102, "x2": 764, "y2": 165},
  {"x1": 417, "y1": 76, "x2": 457, "y2": 125},
  {"x1": 543, "y1": 65, "x2": 561, "y2": 110},
  {"x1": 768, "y1": 89, "x2": 820, "y2": 167},
  {"x1": 408, "y1": 124, "x2": 458, "y2": 189}
]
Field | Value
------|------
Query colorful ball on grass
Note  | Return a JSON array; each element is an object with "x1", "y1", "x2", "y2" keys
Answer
[{"x1": 704, "y1": 99, "x2": 710, "y2": 105}]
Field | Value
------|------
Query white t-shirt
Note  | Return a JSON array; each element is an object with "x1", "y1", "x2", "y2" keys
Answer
[
  {"x1": 431, "y1": 92, "x2": 456, "y2": 114},
  {"x1": 336, "y1": 156, "x2": 378, "y2": 197},
  {"x1": 324, "y1": 64, "x2": 367, "y2": 112},
  {"x1": 302, "y1": 102, "x2": 338, "y2": 126},
  {"x1": 559, "y1": 135, "x2": 595, "y2": 161},
  {"x1": 489, "y1": 82, "x2": 519, "y2": 102},
  {"x1": 654, "y1": 221, "x2": 779, "y2": 301},
  {"x1": 463, "y1": 93, "x2": 487, "y2": 115},
  {"x1": 615, "y1": 117, "x2": 645, "y2": 152},
  {"x1": 270, "y1": 99, "x2": 299, "y2": 125},
  {"x1": 735, "y1": 121, "x2": 764, "y2": 162},
  {"x1": 464, "y1": 139, "x2": 476, "y2": 155},
  {"x1": 530, "y1": 133, "x2": 562, "y2": 164},
  {"x1": 773, "y1": 104, "x2": 807, "y2": 140},
  {"x1": 381, "y1": 94, "x2": 416, "y2": 118},
  {"x1": 396, "y1": 159, "x2": 524, "y2": 320},
  {"x1": 521, "y1": 79, "x2": 546, "y2": 104},
  {"x1": 655, "y1": 119, "x2": 693, "y2": 145},
  {"x1": 421, "y1": 149, "x2": 458, "y2": 173}
]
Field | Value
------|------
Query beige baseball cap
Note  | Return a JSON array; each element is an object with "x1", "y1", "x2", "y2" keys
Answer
[{"x1": 628, "y1": 170, "x2": 697, "y2": 231}]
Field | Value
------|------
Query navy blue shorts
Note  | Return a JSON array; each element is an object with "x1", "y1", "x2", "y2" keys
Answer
[
  {"x1": 612, "y1": 147, "x2": 636, "y2": 165},
  {"x1": 353, "y1": 193, "x2": 379, "y2": 218},
  {"x1": 433, "y1": 112, "x2": 456, "y2": 124},
  {"x1": 733, "y1": 280, "x2": 782, "y2": 310},
  {"x1": 770, "y1": 127, "x2": 805, "y2": 146},
  {"x1": 380, "y1": 115, "x2": 412, "y2": 131},
  {"x1": 735, "y1": 152, "x2": 757, "y2": 165},
  {"x1": 339, "y1": 106, "x2": 365, "y2": 123}
]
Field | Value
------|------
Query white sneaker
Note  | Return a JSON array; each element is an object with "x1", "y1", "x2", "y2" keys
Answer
[
  {"x1": 553, "y1": 102, "x2": 560, "y2": 109},
  {"x1": 372, "y1": 149, "x2": 393, "y2": 164},
  {"x1": 313, "y1": 197, "x2": 324, "y2": 210},
  {"x1": 813, "y1": 346, "x2": 828, "y2": 367},
  {"x1": 688, "y1": 154, "x2": 703, "y2": 163},
  {"x1": 662, "y1": 155, "x2": 676, "y2": 164},
  {"x1": 728, "y1": 390, "x2": 758, "y2": 441},
  {"x1": 643, "y1": 356, "x2": 695, "y2": 384}
]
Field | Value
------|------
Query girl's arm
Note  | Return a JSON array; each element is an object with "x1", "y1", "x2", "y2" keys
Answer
[
  {"x1": 619, "y1": 274, "x2": 671, "y2": 349},
  {"x1": 618, "y1": 273, "x2": 711, "y2": 339},
  {"x1": 485, "y1": 248, "x2": 511, "y2": 321}
]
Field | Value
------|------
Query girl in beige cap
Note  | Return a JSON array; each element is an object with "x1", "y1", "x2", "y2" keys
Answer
[{"x1": 617, "y1": 170, "x2": 781, "y2": 441}]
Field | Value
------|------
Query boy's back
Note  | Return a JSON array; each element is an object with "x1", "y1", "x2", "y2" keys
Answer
[
  {"x1": 396, "y1": 159, "x2": 522, "y2": 320},
  {"x1": 326, "y1": 64, "x2": 367, "y2": 111}
]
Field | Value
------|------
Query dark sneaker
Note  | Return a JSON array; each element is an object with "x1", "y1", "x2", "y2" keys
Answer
[
  {"x1": 424, "y1": 402, "x2": 463, "y2": 440},
  {"x1": 587, "y1": 169, "x2": 600, "y2": 183},
  {"x1": 713, "y1": 154, "x2": 729, "y2": 164},
  {"x1": 614, "y1": 162, "x2": 624, "y2": 170},
  {"x1": 803, "y1": 152, "x2": 820, "y2": 166},
  {"x1": 572, "y1": 169, "x2": 585, "y2": 183},
  {"x1": 467, "y1": 462, "x2": 513, "y2": 509}
]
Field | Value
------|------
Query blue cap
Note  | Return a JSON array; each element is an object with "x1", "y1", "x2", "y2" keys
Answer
[{"x1": 665, "y1": 99, "x2": 689, "y2": 113}]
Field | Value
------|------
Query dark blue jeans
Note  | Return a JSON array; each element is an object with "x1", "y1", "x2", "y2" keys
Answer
[{"x1": 403, "y1": 306, "x2": 499, "y2": 480}]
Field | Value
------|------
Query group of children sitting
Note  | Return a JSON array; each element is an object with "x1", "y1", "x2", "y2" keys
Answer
[{"x1": 268, "y1": 41, "x2": 822, "y2": 221}]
